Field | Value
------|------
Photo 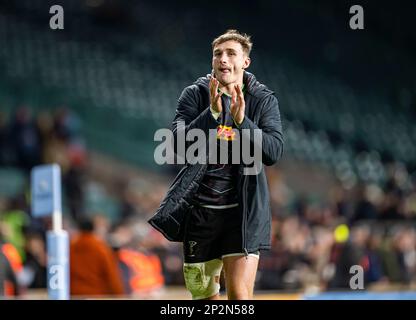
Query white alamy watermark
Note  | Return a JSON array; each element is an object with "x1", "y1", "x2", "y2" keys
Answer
[
  {"x1": 349, "y1": 5, "x2": 364, "y2": 30},
  {"x1": 349, "y1": 265, "x2": 364, "y2": 290},
  {"x1": 154, "y1": 121, "x2": 263, "y2": 175},
  {"x1": 50, "y1": 5, "x2": 64, "y2": 30}
]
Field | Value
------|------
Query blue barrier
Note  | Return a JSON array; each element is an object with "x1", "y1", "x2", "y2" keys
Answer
[{"x1": 304, "y1": 291, "x2": 416, "y2": 300}]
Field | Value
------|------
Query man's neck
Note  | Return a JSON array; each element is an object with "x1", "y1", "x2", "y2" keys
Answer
[{"x1": 219, "y1": 80, "x2": 244, "y2": 96}]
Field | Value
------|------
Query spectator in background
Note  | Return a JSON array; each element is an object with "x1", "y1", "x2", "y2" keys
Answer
[
  {"x1": 403, "y1": 189, "x2": 416, "y2": 219},
  {"x1": 364, "y1": 228, "x2": 385, "y2": 285},
  {"x1": 21, "y1": 232, "x2": 47, "y2": 289},
  {"x1": 0, "y1": 195, "x2": 30, "y2": 261},
  {"x1": 327, "y1": 224, "x2": 370, "y2": 289},
  {"x1": 63, "y1": 164, "x2": 86, "y2": 222},
  {"x1": 380, "y1": 189, "x2": 406, "y2": 220},
  {"x1": 35, "y1": 107, "x2": 88, "y2": 223},
  {"x1": 55, "y1": 108, "x2": 87, "y2": 223},
  {"x1": 0, "y1": 248, "x2": 18, "y2": 297},
  {"x1": 70, "y1": 218, "x2": 124, "y2": 297},
  {"x1": 388, "y1": 227, "x2": 416, "y2": 284},
  {"x1": 53, "y1": 107, "x2": 81, "y2": 144},
  {"x1": 35, "y1": 111, "x2": 55, "y2": 164},
  {"x1": 257, "y1": 236, "x2": 289, "y2": 290},
  {"x1": 9, "y1": 107, "x2": 42, "y2": 172},
  {"x1": 351, "y1": 184, "x2": 380, "y2": 223},
  {"x1": 0, "y1": 225, "x2": 22, "y2": 297},
  {"x1": 111, "y1": 220, "x2": 165, "y2": 298}
]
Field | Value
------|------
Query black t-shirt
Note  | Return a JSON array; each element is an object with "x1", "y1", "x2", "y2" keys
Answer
[{"x1": 193, "y1": 94, "x2": 239, "y2": 207}]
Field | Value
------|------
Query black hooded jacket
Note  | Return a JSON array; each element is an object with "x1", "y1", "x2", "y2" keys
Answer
[{"x1": 148, "y1": 71, "x2": 284, "y2": 253}]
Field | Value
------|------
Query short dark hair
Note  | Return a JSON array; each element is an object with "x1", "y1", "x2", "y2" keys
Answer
[
  {"x1": 78, "y1": 218, "x2": 94, "y2": 232},
  {"x1": 212, "y1": 29, "x2": 253, "y2": 56}
]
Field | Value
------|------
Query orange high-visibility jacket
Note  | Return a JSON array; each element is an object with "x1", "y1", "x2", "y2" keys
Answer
[
  {"x1": 1, "y1": 243, "x2": 23, "y2": 296},
  {"x1": 118, "y1": 248, "x2": 164, "y2": 293}
]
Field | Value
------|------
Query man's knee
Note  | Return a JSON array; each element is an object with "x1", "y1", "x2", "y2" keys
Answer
[{"x1": 183, "y1": 259, "x2": 223, "y2": 300}]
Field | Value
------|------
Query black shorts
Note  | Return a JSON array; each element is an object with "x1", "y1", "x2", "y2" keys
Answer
[{"x1": 183, "y1": 205, "x2": 257, "y2": 263}]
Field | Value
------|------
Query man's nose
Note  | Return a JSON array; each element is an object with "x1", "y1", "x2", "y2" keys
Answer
[{"x1": 220, "y1": 53, "x2": 228, "y2": 63}]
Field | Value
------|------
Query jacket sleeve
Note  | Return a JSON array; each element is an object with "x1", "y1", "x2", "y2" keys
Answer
[
  {"x1": 171, "y1": 85, "x2": 219, "y2": 157},
  {"x1": 238, "y1": 94, "x2": 284, "y2": 166}
]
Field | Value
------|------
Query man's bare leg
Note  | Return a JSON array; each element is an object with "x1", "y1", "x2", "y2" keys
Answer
[{"x1": 223, "y1": 255, "x2": 259, "y2": 300}]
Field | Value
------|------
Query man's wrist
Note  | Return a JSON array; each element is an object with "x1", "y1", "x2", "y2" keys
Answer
[
  {"x1": 234, "y1": 116, "x2": 244, "y2": 128},
  {"x1": 210, "y1": 105, "x2": 221, "y2": 120}
]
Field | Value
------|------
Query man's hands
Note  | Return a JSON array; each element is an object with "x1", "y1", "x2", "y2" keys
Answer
[
  {"x1": 210, "y1": 77, "x2": 223, "y2": 113},
  {"x1": 210, "y1": 76, "x2": 245, "y2": 126},
  {"x1": 231, "y1": 84, "x2": 245, "y2": 126}
]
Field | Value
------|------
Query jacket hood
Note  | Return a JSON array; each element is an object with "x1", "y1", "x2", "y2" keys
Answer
[{"x1": 194, "y1": 71, "x2": 274, "y2": 99}]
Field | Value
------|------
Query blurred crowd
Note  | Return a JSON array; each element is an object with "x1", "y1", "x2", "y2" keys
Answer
[
  {"x1": 260, "y1": 165, "x2": 416, "y2": 291},
  {"x1": 1, "y1": 108, "x2": 416, "y2": 299},
  {"x1": 0, "y1": 107, "x2": 87, "y2": 222},
  {"x1": 0, "y1": 107, "x2": 168, "y2": 298}
]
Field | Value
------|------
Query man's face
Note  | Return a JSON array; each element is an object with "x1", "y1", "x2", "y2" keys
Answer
[{"x1": 212, "y1": 40, "x2": 251, "y2": 86}]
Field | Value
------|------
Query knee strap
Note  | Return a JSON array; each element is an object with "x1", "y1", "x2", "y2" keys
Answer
[{"x1": 183, "y1": 259, "x2": 223, "y2": 300}]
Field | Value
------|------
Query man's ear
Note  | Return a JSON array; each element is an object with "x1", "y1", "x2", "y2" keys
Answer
[{"x1": 243, "y1": 57, "x2": 251, "y2": 69}]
